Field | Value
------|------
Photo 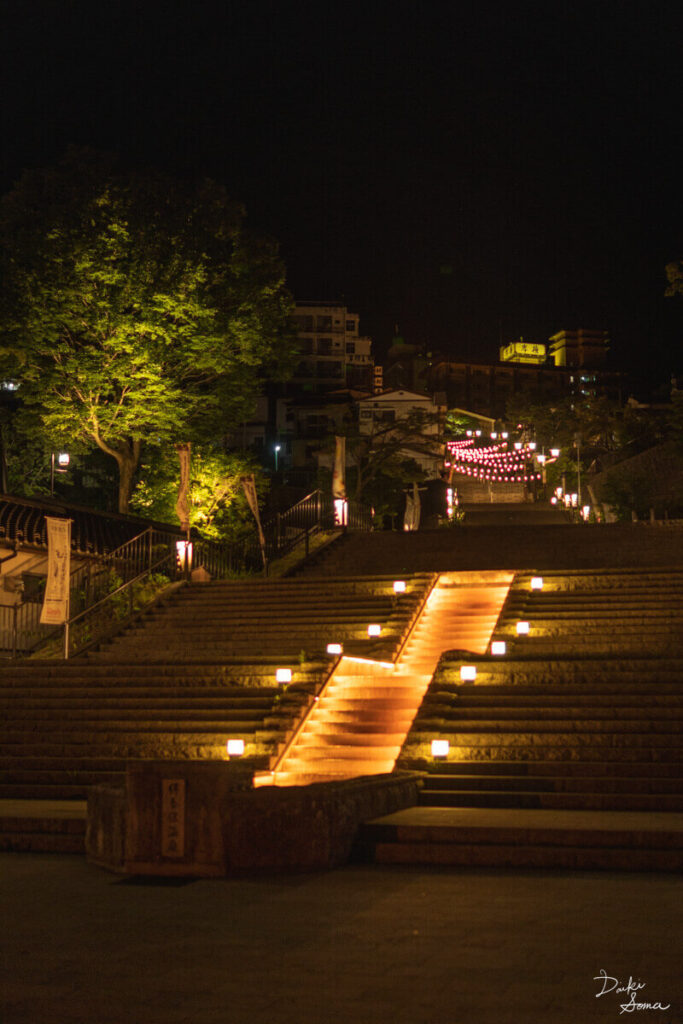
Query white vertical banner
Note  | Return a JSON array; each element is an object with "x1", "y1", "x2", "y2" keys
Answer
[
  {"x1": 332, "y1": 435, "x2": 348, "y2": 526},
  {"x1": 332, "y1": 436, "x2": 346, "y2": 500},
  {"x1": 403, "y1": 492, "x2": 414, "y2": 531},
  {"x1": 175, "y1": 442, "x2": 192, "y2": 534},
  {"x1": 241, "y1": 474, "x2": 267, "y2": 568},
  {"x1": 40, "y1": 517, "x2": 72, "y2": 625}
]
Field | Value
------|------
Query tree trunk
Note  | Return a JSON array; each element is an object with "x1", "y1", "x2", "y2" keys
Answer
[
  {"x1": 116, "y1": 455, "x2": 135, "y2": 513},
  {"x1": 112, "y1": 440, "x2": 142, "y2": 514}
]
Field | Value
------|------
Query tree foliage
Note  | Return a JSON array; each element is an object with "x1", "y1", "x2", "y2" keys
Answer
[
  {"x1": 0, "y1": 149, "x2": 297, "y2": 511},
  {"x1": 324, "y1": 409, "x2": 443, "y2": 518},
  {"x1": 130, "y1": 446, "x2": 266, "y2": 542}
]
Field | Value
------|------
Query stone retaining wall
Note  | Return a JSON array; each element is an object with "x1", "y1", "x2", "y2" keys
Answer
[{"x1": 86, "y1": 761, "x2": 422, "y2": 876}]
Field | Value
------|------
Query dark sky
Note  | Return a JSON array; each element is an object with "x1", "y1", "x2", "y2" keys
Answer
[{"x1": 2, "y1": 1, "x2": 681, "y2": 386}]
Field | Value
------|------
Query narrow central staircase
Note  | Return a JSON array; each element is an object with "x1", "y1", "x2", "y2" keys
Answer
[{"x1": 268, "y1": 573, "x2": 513, "y2": 785}]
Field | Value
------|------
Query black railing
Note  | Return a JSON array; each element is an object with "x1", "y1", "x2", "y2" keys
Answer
[
  {"x1": 191, "y1": 489, "x2": 373, "y2": 577},
  {"x1": 0, "y1": 490, "x2": 374, "y2": 657},
  {"x1": 0, "y1": 493, "x2": 185, "y2": 555},
  {"x1": 2, "y1": 526, "x2": 183, "y2": 657}
]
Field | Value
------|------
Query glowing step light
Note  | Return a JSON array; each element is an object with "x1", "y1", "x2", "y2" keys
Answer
[
  {"x1": 226, "y1": 739, "x2": 245, "y2": 757},
  {"x1": 516, "y1": 621, "x2": 530, "y2": 635},
  {"x1": 367, "y1": 624, "x2": 382, "y2": 637},
  {"x1": 431, "y1": 739, "x2": 450, "y2": 758},
  {"x1": 276, "y1": 668, "x2": 292, "y2": 683},
  {"x1": 393, "y1": 580, "x2": 406, "y2": 593},
  {"x1": 326, "y1": 643, "x2": 343, "y2": 656},
  {"x1": 530, "y1": 576, "x2": 544, "y2": 590},
  {"x1": 491, "y1": 640, "x2": 507, "y2": 655},
  {"x1": 460, "y1": 665, "x2": 477, "y2": 681}
]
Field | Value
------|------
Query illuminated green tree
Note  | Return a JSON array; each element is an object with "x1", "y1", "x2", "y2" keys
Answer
[
  {"x1": 0, "y1": 149, "x2": 296, "y2": 511},
  {"x1": 130, "y1": 446, "x2": 267, "y2": 542}
]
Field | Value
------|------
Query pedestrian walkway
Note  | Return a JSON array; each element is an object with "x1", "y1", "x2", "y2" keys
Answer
[{"x1": 2, "y1": 851, "x2": 681, "y2": 1024}]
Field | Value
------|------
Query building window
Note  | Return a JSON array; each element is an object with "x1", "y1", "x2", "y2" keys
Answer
[
  {"x1": 317, "y1": 316, "x2": 333, "y2": 331},
  {"x1": 317, "y1": 337, "x2": 332, "y2": 355},
  {"x1": 346, "y1": 320, "x2": 356, "y2": 332}
]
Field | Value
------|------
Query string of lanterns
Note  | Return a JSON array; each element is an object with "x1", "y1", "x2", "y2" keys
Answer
[{"x1": 444, "y1": 435, "x2": 558, "y2": 483}]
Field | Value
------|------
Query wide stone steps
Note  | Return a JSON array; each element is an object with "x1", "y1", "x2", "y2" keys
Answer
[
  {"x1": 0, "y1": 806, "x2": 86, "y2": 853},
  {"x1": 0, "y1": 695, "x2": 280, "y2": 710},
  {"x1": 414, "y1": 790, "x2": 683, "y2": 812},
  {"x1": 298, "y1": 732, "x2": 406, "y2": 748},
  {"x1": 1, "y1": 708, "x2": 274, "y2": 723},
  {"x1": 421, "y1": 772, "x2": 683, "y2": 794},
  {"x1": 417, "y1": 713, "x2": 683, "y2": 728},
  {"x1": 356, "y1": 807, "x2": 683, "y2": 871}
]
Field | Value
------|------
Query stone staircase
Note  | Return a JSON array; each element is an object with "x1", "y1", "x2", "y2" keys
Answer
[
  {"x1": 91, "y1": 575, "x2": 434, "y2": 663},
  {"x1": 295, "y1": 525, "x2": 683, "y2": 575},
  {"x1": 358, "y1": 567, "x2": 683, "y2": 870},
  {"x1": 0, "y1": 574, "x2": 433, "y2": 850},
  {"x1": 452, "y1": 476, "x2": 525, "y2": 503},
  {"x1": 268, "y1": 573, "x2": 513, "y2": 785}
]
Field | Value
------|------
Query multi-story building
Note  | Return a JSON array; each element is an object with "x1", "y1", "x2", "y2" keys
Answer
[
  {"x1": 291, "y1": 302, "x2": 373, "y2": 393},
  {"x1": 429, "y1": 328, "x2": 621, "y2": 418}
]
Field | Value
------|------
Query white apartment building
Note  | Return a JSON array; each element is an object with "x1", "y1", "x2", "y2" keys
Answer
[{"x1": 292, "y1": 302, "x2": 373, "y2": 391}]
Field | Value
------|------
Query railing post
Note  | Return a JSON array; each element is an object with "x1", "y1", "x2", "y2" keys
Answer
[
  {"x1": 12, "y1": 603, "x2": 17, "y2": 660},
  {"x1": 63, "y1": 620, "x2": 70, "y2": 660}
]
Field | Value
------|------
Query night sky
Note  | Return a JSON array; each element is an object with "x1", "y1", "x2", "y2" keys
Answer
[{"x1": 2, "y1": 1, "x2": 681, "y2": 388}]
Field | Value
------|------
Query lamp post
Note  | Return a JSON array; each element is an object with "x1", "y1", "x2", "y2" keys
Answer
[
  {"x1": 574, "y1": 432, "x2": 582, "y2": 510},
  {"x1": 274, "y1": 444, "x2": 281, "y2": 473},
  {"x1": 50, "y1": 451, "x2": 70, "y2": 496}
]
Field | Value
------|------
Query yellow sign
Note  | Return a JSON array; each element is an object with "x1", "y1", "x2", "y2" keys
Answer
[{"x1": 500, "y1": 342, "x2": 547, "y2": 365}]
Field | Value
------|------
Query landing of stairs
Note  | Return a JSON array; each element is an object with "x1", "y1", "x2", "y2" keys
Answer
[{"x1": 357, "y1": 805, "x2": 683, "y2": 871}]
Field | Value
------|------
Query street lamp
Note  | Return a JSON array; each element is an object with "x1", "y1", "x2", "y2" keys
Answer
[
  {"x1": 274, "y1": 444, "x2": 281, "y2": 472},
  {"x1": 50, "y1": 451, "x2": 70, "y2": 496}
]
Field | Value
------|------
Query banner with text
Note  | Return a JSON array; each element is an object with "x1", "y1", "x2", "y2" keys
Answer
[{"x1": 40, "y1": 517, "x2": 72, "y2": 625}]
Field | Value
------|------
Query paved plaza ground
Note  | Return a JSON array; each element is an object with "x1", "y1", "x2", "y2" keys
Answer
[{"x1": 1, "y1": 853, "x2": 681, "y2": 1024}]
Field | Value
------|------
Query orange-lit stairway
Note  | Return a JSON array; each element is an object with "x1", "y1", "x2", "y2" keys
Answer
[{"x1": 268, "y1": 572, "x2": 513, "y2": 786}]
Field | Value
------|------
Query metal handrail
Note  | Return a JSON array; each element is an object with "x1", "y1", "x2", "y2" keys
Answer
[
  {"x1": 391, "y1": 574, "x2": 440, "y2": 665},
  {"x1": 267, "y1": 655, "x2": 342, "y2": 775},
  {"x1": 63, "y1": 550, "x2": 179, "y2": 659}
]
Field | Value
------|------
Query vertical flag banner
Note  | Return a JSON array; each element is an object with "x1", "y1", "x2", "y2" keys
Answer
[
  {"x1": 241, "y1": 474, "x2": 267, "y2": 567},
  {"x1": 332, "y1": 436, "x2": 346, "y2": 499},
  {"x1": 40, "y1": 517, "x2": 72, "y2": 624},
  {"x1": 175, "y1": 442, "x2": 192, "y2": 534},
  {"x1": 412, "y1": 481, "x2": 422, "y2": 531}
]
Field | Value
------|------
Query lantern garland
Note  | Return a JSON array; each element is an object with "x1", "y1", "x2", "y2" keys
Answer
[{"x1": 444, "y1": 435, "x2": 559, "y2": 483}]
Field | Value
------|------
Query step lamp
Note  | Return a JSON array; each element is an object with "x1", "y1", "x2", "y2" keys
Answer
[
  {"x1": 226, "y1": 739, "x2": 245, "y2": 758},
  {"x1": 431, "y1": 739, "x2": 450, "y2": 758}
]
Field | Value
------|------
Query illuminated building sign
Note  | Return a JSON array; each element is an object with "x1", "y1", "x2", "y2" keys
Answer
[{"x1": 499, "y1": 342, "x2": 547, "y2": 365}]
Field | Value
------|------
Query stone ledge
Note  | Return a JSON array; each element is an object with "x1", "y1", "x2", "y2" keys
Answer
[{"x1": 86, "y1": 760, "x2": 422, "y2": 877}]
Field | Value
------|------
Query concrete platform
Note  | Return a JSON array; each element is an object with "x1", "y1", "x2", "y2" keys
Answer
[{"x1": 1, "y1": 852, "x2": 681, "y2": 1024}]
